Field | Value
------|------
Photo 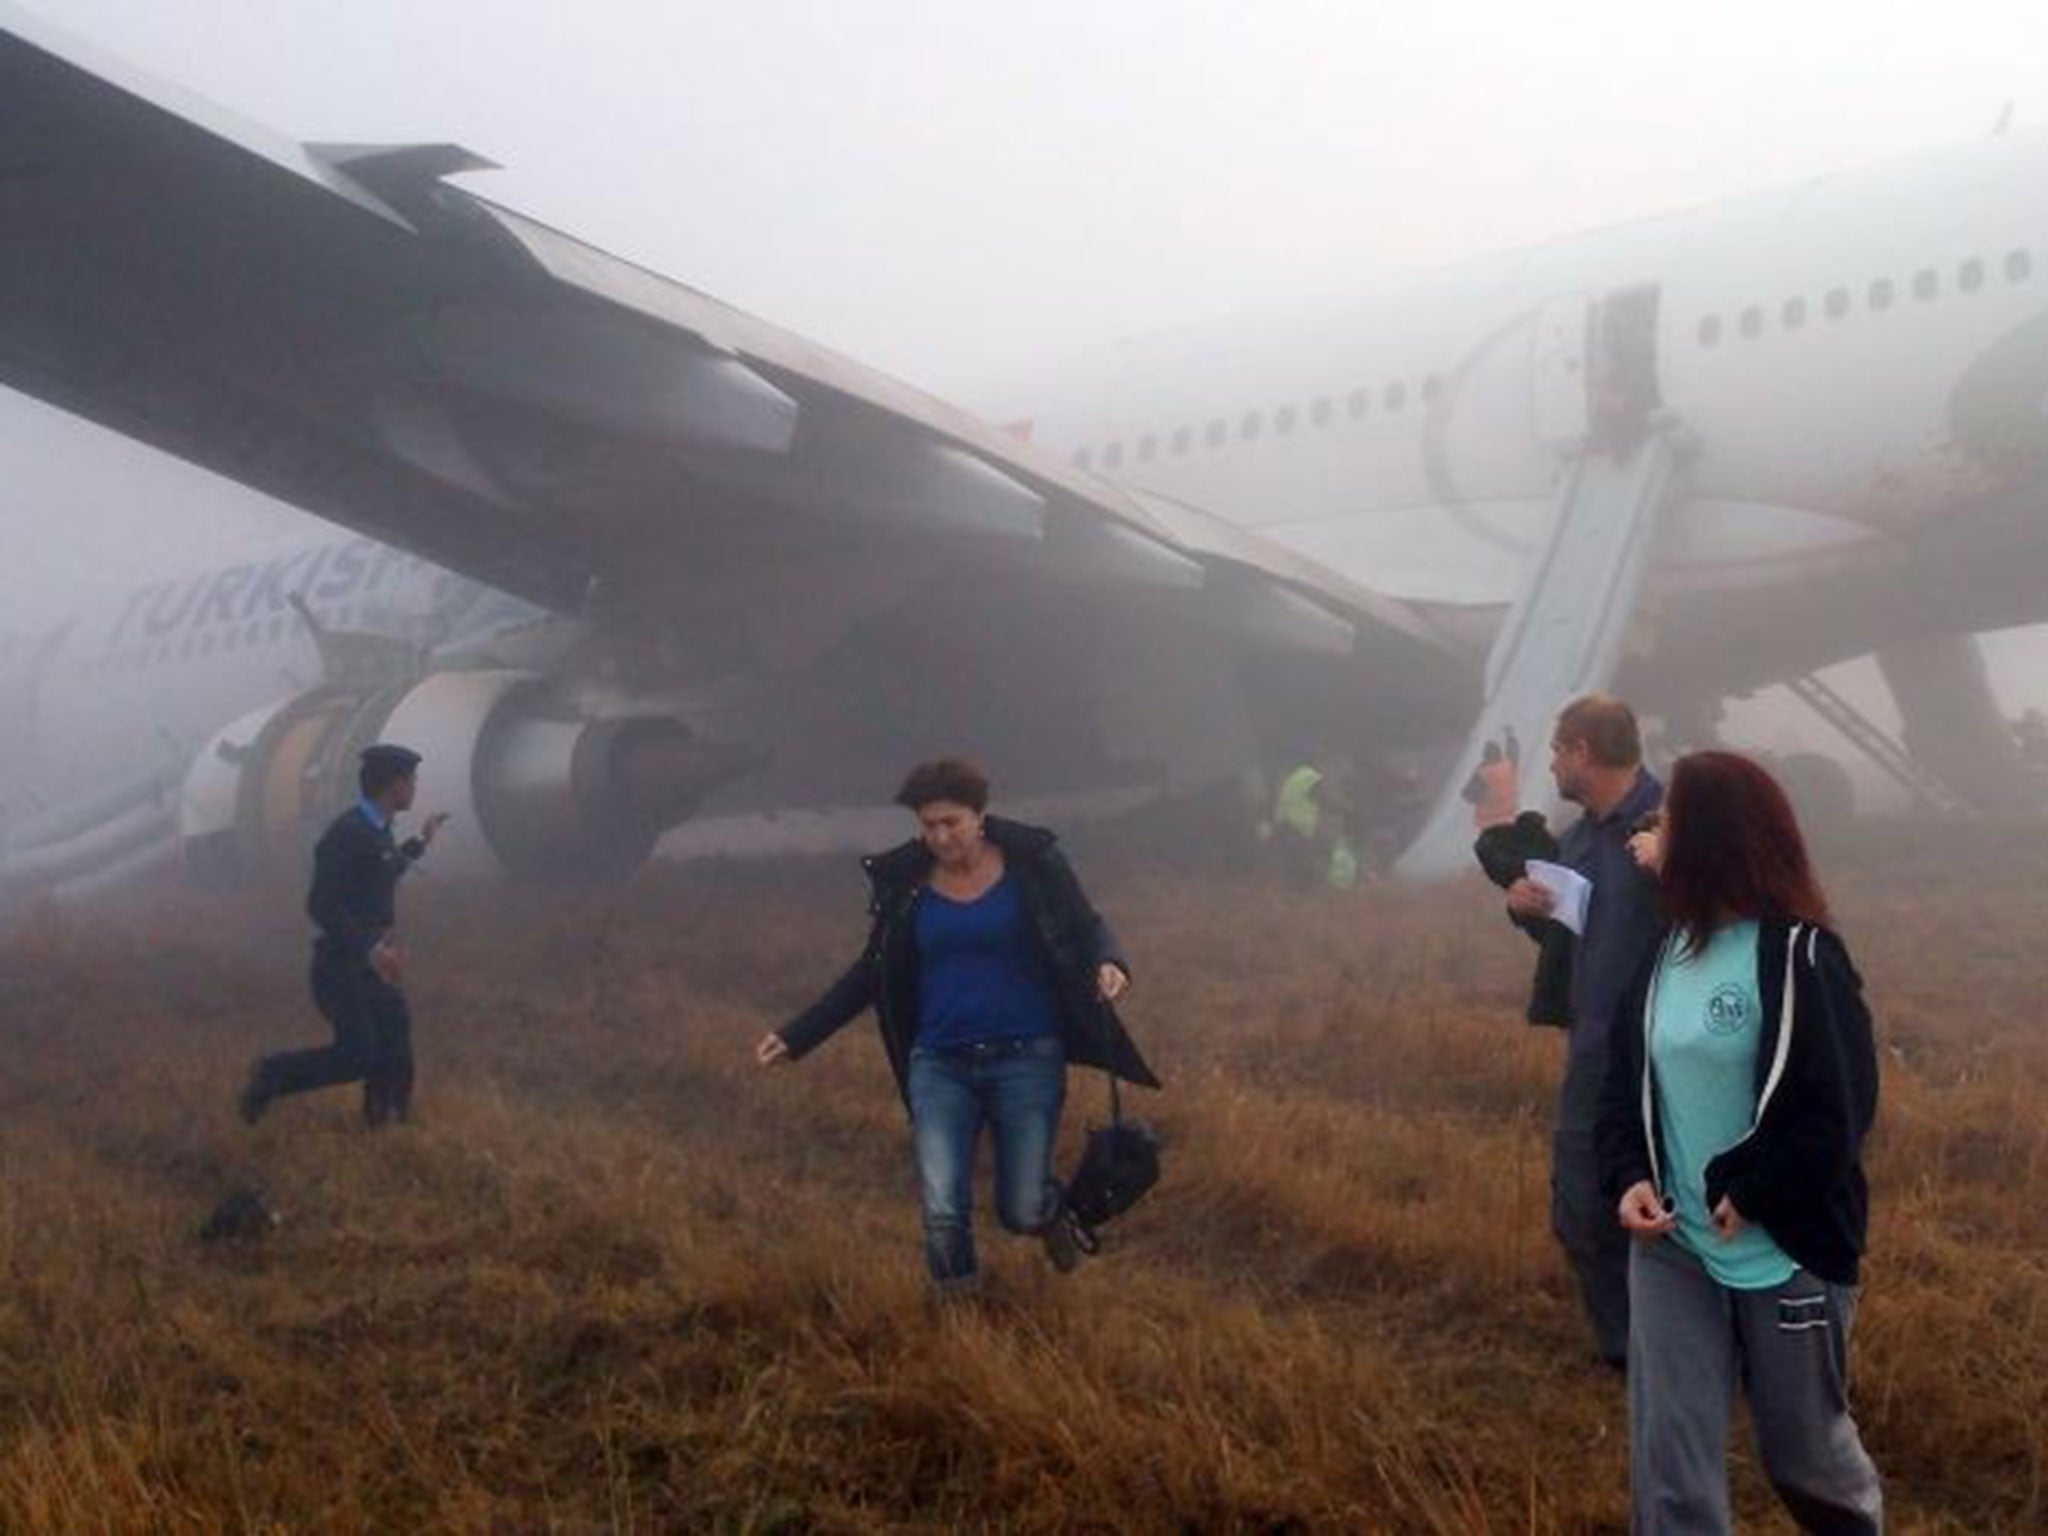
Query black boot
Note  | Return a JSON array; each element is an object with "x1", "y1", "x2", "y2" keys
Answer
[{"x1": 236, "y1": 1063, "x2": 273, "y2": 1126}]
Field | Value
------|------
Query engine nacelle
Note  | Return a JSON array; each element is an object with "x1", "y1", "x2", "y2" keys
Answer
[{"x1": 179, "y1": 670, "x2": 746, "y2": 884}]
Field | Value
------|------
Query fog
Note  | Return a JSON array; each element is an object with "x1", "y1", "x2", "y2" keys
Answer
[
  {"x1": 11, "y1": 1, "x2": 2048, "y2": 586},
  {"x1": 8, "y1": 0, "x2": 2048, "y2": 794}
]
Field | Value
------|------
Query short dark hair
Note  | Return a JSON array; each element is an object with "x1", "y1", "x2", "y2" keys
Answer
[
  {"x1": 1554, "y1": 694, "x2": 1641, "y2": 768},
  {"x1": 1662, "y1": 750, "x2": 1830, "y2": 955},
  {"x1": 359, "y1": 755, "x2": 416, "y2": 799},
  {"x1": 894, "y1": 758, "x2": 990, "y2": 812}
]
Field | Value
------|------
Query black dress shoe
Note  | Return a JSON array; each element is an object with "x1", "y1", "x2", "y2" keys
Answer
[{"x1": 236, "y1": 1067, "x2": 271, "y2": 1126}]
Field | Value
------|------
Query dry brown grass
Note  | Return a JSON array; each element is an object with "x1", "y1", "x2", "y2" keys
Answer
[{"x1": 2, "y1": 829, "x2": 2044, "y2": 1533}]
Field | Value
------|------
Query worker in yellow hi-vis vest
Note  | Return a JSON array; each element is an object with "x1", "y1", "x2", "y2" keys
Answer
[{"x1": 1268, "y1": 756, "x2": 1360, "y2": 889}]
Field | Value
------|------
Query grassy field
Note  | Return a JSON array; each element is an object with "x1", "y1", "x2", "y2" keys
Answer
[{"x1": 1, "y1": 830, "x2": 2044, "y2": 1533}]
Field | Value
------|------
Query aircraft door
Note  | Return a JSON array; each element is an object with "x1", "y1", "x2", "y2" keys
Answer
[
  {"x1": 1530, "y1": 294, "x2": 1591, "y2": 446},
  {"x1": 1531, "y1": 287, "x2": 1664, "y2": 453},
  {"x1": 1588, "y1": 285, "x2": 1662, "y2": 453}
]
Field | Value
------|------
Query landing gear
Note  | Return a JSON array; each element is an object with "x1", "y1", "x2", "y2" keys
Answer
[{"x1": 1876, "y1": 635, "x2": 2042, "y2": 817}]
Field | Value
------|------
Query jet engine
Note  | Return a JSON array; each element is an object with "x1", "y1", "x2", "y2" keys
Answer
[{"x1": 178, "y1": 670, "x2": 755, "y2": 884}]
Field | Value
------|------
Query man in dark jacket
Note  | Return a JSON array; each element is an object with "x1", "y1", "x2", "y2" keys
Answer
[
  {"x1": 239, "y1": 743, "x2": 447, "y2": 1128},
  {"x1": 1503, "y1": 696, "x2": 1665, "y2": 1368}
]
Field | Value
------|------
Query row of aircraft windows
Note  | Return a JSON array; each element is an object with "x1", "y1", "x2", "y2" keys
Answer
[
  {"x1": 1697, "y1": 248, "x2": 2034, "y2": 346},
  {"x1": 1073, "y1": 373, "x2": 1446, "y2": 471},
  {"x1": 1075, "y1": 246, "x2": 2038, "y2": 468}
]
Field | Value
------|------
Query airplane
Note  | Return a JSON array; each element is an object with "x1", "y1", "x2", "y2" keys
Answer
[{"x1": 3, "y1": 4, "x2": 2045, "y2": 897}]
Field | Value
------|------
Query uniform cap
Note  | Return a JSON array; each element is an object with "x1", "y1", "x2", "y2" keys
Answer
[{"x1": 360, "y1": 743, "x2": 423, "y2": 773}]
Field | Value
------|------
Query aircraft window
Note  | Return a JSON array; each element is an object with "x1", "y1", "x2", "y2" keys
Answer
[
  {"x1": 1274, "y1": 404, "x2": 1298, "y2": 435},
  {"x1": 1383, "y1": 381, "x2": 1407, "y2": 411},
  {"x1": 1912, "y1": 268, "x2": 1938, "y2": 302},
  {"x1": 1823, "y1": 287, "x2": 1850, "y2": 320},
  {"x1": 1697, "y1": 315, "x2": 1722, "y2": 346},
  {"x1": 2006, "y1": 248, "x2": 2033, "y2": 283},
  {"x1": 1240, "y1": 410, "x2": 1263, "y2": 441},
  {"x1": 1868, "y1": 278, "x2": 1894, "y2": 312},
  {"x1": 1346, "y1": 387, "x2": 1370, "y2": 419},
  {"x1": 1136, "y1": 433, "x2": 1157, "y2": 462},
  {"x1": 1310, "y1": 397, "x2": 1332, "y2": 427},
  {"x1": 1958, "y1": 257, "x2": 1985, "y2": 293},
  {"x1": 1103, "y1": 442, "x2": 1124, "y2": 468},
  {"x1": 1170, "y1": 426, "x2": 1192, "y2": 456},
  {"x1": 1738, "y1": 305, "x2": 1764, "y2": 338},
  {"x1": 1781, "y1": 297, "x2": 1807, "y2": 329},
  {"x1": 1206, "y1": 418, "x2": 1228, "y2": 447}
]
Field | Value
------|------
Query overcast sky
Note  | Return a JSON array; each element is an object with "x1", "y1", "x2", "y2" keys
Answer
[{"x1": 9, "y1": 0, "x2": 2048, "y2": 619}]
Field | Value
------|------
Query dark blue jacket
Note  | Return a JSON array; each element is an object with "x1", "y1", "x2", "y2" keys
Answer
[
  {"x1": 305, "y1": 805, "x2": 425, "y2": 964},
  {"x1": 778, "y1": 816, "x2": 1160, "y2": 1103},
  {"x1": 1555, "y1": 769, "x2": 1665, "y2": 1058}
]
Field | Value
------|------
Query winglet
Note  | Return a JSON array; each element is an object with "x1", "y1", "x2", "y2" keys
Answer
[{"x1": 307, "y1": 141, "x2": 499, "y2": 195}]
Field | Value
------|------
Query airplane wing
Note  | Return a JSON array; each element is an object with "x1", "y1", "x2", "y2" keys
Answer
[{"x1": 0, "y1": 9, "x2": 1472, "y2": 816}]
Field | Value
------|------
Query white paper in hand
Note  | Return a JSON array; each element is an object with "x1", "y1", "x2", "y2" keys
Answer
[{"x1": 1525, "y1": 859, "x2": 1593, "y2": 936}]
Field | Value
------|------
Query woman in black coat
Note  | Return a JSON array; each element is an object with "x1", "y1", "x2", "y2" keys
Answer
[{"x1": 756, "y1": 759, "x2": 1157, "y2": 1294}]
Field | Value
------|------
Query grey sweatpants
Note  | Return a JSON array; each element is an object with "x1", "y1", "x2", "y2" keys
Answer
[{"x1": 1629, "y1": 1237, "x2": 1883, "y2": 1535}]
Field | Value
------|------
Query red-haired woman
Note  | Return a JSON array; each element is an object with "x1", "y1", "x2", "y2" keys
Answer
[{"x1": 1597, "y1": 750, "x2": 1882, "y2": 1534}]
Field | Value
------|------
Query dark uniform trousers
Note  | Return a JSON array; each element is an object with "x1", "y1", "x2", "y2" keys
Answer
[
  {"x1": 249, "y1": 797, "x2": 425, "y2": 1127},
  {"x1": 254, "y1": 942, "x2": 414, "y2": 1125}
]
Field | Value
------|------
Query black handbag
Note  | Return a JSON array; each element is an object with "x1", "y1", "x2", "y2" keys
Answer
[{"x1": 1064, "y1": 1074, "x2": 1160, "y2": 1251}]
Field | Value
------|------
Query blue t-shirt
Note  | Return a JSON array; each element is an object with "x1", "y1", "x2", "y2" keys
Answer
[
  {"x1": 1650, "y1": 920, "x2": 1798, "y2": 1289},
  {"x1": 912, "y1": 874, "x2": 1059, "y2": 1049}
]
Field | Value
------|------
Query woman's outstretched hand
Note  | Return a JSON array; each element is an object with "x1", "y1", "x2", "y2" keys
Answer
[
  {"x1": 754, "y1": 1032, "x2": 792, "y2": 1067},
  {"x1": 1096, "y1": 963, "x2": 1130, "y2": 1003},
  {"x1": 1618, "y1": 1180, "x2": 1676, "y2": 1237}
]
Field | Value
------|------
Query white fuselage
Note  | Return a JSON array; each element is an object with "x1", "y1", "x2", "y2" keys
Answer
[
  {"x1": 1, "y1": 537, "x2": 468, "y2": 809},
  {"x1": 1009, "y1": 127, "x2": 2048, "y2": 657}
]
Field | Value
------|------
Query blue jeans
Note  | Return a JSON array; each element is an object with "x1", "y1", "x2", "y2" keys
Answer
[{"x1": 906, "y1": 1034, "x2": 1066, "y2": 1287}]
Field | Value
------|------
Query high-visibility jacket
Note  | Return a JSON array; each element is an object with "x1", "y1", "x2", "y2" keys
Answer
[{"x1": 1273, "y1": 764, "x2": 1323, "y2": 838}]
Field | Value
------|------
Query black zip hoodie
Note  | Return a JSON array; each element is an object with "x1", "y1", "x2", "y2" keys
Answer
[
  {"x1": 778, "y1": 816, "x2": 1160, "y2": 1105},
  {"x1": 1596, "y1": 917, "x2": 1879, "y2": 1285}
]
